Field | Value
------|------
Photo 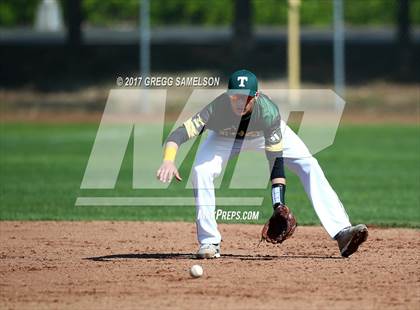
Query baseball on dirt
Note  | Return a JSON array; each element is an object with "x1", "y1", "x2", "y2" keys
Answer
[{"x1": 190, "y1": 265, "x2": 203, "y2": 278}]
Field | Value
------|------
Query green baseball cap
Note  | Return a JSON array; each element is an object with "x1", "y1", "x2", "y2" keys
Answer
[{"x1": 227, "y1": 69, "x2": 258, "y2": 96}]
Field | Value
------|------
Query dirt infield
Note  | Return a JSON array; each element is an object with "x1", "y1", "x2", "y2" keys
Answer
[{"x1": 1, "y1": 222, "x2": 419, "y2": 309}]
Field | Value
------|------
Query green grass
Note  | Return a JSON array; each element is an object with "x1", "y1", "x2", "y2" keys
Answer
[{"x1": 0, "y1": 122, "x2": 419, "y2": 227}]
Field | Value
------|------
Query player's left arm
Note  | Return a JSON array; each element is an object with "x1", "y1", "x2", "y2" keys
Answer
[
  {"x1": 260, "y1": 104, "x2": 297, "y2": 244},
  {"x1": 264, "y1": 116, "x2": 286, "y2": 208}
]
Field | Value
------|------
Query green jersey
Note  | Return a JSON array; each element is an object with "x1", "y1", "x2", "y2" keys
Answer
[{"x1": 182, "y1": 92, "x2": 283, "y2": 154}]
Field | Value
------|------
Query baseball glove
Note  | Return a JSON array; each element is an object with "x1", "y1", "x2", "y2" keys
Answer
[{"x1": 261, "y1": 205, "x2": 297, "y2": 244}]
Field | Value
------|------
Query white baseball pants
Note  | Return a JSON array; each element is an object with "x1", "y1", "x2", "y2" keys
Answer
[{"x1": 192, "y1": 123, "x2": 351, "y2": 245}]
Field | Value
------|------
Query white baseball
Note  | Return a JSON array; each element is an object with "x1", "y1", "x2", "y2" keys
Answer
[{"x1": 190, "y1": 265, "x2": 203, "y2": 278}]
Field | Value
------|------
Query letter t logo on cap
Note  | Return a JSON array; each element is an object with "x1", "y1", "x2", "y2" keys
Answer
[{"x1": 237, "y1": 76, "x2": 248, "y2": 87}]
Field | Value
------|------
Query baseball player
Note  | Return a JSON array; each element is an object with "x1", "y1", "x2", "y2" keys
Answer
[{"x1": 156, "y1": 69, "x2": 368, "y2": 258}]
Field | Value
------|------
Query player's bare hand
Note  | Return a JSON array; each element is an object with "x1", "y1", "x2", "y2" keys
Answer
[{"x1": 156, "y1": 161, "x2": 182, "y2": 183}]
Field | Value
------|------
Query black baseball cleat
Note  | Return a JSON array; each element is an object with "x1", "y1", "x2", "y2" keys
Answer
[{"x1": 335, "y1": 224, "x2": 368, "y2": 258}]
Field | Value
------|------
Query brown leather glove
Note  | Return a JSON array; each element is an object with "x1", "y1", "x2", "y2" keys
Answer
[{"x1": 261, "y1": 205, "x2": 297, "y2": 244}]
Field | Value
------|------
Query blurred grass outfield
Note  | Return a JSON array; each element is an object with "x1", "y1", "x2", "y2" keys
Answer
[{"x1": 0, "y1": 123, "x2": 419, "y2": 227}]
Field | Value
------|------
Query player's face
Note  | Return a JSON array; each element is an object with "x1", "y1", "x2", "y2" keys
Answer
[{"x1": 229, "y1": 94, "x2": 255, "y2": 116}]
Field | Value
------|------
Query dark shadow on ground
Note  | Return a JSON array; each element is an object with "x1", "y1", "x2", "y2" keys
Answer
[{"x1": 85, "y1": 253, "x2": 343, "y2": 261}]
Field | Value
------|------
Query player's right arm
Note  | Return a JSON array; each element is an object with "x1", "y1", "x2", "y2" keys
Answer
[
  {"x1": 156, "y1": 141, "x2": 182, "y2": 183},
  {"x1": 156, "y1": 104, "x2": 212, "y2": 183}
]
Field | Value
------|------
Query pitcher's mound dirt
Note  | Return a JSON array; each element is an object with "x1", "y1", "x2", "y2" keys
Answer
[{"x1": 1, "y1": 222, "x2": 419, "y2": 309}]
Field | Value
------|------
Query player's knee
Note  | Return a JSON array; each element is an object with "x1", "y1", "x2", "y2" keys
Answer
[
  {"x1": 299, "y1": 156, "x2": 319, "y2": 175},
  {"x1": 192, "y1": 163, "x2": 214, "y2": 178}
]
